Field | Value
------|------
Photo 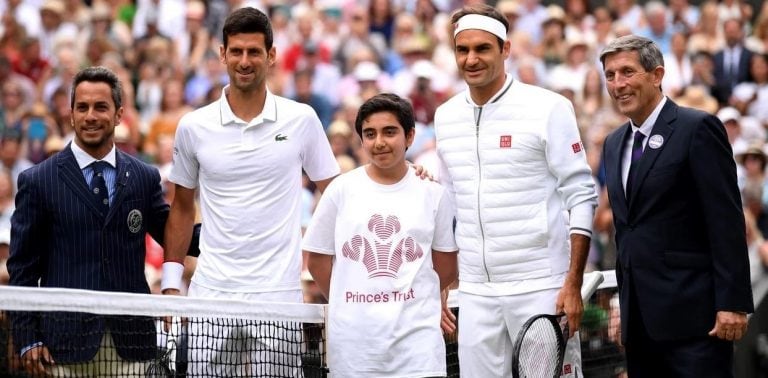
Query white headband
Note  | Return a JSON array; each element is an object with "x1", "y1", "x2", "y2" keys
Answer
[{"x1": 453, "y1": 14, "x2": 507, "y2": 41}]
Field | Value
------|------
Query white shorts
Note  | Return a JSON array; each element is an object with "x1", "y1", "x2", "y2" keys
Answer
[
  {"x1": 186, "y1": 283, "x2": 305, "y2": 377},
  {"x1": 458, "y1": 288, "x2": 582, "y2": 378}
]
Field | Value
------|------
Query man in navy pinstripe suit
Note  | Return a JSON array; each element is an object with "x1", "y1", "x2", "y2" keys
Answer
[{"x1": 7, "y1": 66, "x2": 188, "y2": 376}]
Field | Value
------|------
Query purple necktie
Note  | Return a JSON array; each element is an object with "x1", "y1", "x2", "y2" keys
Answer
[{"x1": 626, "y1": 131, "x2": 645, "y2": 200}]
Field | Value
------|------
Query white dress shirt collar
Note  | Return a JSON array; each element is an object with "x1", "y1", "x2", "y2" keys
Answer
[
  {"x1": 71, "y1": 141, "x2": 117, "y2": 170},
  {"x1": 630, "y1": 96, "x2": 668, "y2": 137}
]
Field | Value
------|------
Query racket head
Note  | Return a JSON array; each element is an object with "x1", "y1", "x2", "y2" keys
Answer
[{"x1": 511, "y1": 314, "x2": 568, "y2": 378}]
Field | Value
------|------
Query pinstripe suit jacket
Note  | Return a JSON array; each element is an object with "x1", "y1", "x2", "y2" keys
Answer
[{"x1": 8, "y1": 144, "x2": 168, "y2": 363}]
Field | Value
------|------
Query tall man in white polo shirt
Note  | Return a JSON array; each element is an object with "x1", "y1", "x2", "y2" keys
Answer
[
  {"x1": 434, "y1": 4, "x2": 597, "y2": 377},
  {"x1": 160, "y1": 7, "x2": 339, "y2": 376}
]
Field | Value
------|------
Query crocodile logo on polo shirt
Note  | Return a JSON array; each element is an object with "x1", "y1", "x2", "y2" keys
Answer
[{"x1": 275, "y1": 134, "x2": 288, "y2": 141}]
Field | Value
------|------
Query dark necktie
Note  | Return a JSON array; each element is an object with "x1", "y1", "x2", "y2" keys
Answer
[
  {"x1": 729, "y1": 49, "x2": 739, "y2": 87},
  {"x1": 90, "y1": 161, "x2": 110, "y2": 213},
  {"x1": 626, "y1": 131, "x2": 645, "y2": 200}
]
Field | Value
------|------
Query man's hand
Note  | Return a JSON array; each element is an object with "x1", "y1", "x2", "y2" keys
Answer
[
  {"x1": 162, "y1": 288, "x2": 182, "y2": 332},
  {"x1": 440, "y1": 289, "x2": 456, "y2": 334},
  {"x1": 708, "y1": 311, "x2": 748, "y2": 341},
  {"x1": 556, "y1": 281, "x2": 583, "y2": 338},
  {"x1": 21, "y1": 344, "x2": 53, "y2": 376},
  {"x1": 410, "y1": 163, "x2": 434, "y2": 181}
]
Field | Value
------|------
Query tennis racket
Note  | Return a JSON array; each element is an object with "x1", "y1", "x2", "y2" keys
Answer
[
  {"x1": 146, "y1": 316, "x2": 188, "y2": 377},
  {"x1": 511, "y1": 271, "x2": 605, "y2": 378}
]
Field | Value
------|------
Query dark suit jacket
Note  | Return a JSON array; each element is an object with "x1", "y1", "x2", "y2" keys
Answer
[
  {"x1": 712, "y1": 46, "x2": 753, "y2": 104},
  {"x1": 8, "y1": 144, "x2": 168, "y2": 363},
  {"x1": 602, "y1": 100, "x2": 753, "y2": 344}
]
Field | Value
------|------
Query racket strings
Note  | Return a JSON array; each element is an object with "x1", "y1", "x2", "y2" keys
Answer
[{"x1": 516, "y1": 317, "x2": 567, "y2": 378}]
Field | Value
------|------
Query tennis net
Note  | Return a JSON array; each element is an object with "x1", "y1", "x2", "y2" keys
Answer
[
  {"x1": 0, "y1": 271, "x2": 623, "y2": 377},
  {"x1": 0, "y1": 286, "x2": 326, "y2": 377}
]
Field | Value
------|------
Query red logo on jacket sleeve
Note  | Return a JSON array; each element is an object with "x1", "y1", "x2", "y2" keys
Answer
[
  {"x1": 563, "y1": 363, "x2": 572, "y2": 374},
  {"x1": 500, "y1": 135, "x2": 512, "y2": 148},
  {"x1": 571, "y1": 142, "x2": 582, "y2": 153}
]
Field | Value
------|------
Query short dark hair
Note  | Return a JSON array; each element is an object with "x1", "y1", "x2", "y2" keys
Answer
[
  {"x1": 70, "y1": 66, "x2": 123, "y2": 109},
  {"x1": 222, "y1": 7, "x2": 273, "y2": 50},
  {"x1": 355, "y1": 93, "x2": 415, "y2": 139},
  {"x1": 450, "y1": 4, "x2": 509, "y2": 49}
]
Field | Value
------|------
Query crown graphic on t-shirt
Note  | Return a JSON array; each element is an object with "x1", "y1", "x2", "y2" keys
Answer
[{"x1": 342, "y1": 214, "x2": 424, "y2": 278}]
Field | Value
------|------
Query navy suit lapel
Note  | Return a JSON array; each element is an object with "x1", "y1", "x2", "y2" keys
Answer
[
  {"x1": 58, "y1": 145, "x2": 106, "y2": 217},
  {"x1": 105, "y1": 150, "x2": 133, "y2": 225},
  {"x1": 627, "y1": 101, "x2": 678, "y2": 207},
  {"x1": 608, "y1": 123, "x2": 632, "y2": 221}
]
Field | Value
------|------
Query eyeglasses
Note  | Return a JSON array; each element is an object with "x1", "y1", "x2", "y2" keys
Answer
[{"x1": 605, "y1": 68, "x2": 647, "y2": 82}]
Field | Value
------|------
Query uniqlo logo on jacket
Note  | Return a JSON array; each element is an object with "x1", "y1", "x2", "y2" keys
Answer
[
  {"x1": 500, "y1": 135, "x2": 512, "y2": 148},
  {"x1": 571, "y1": 142, "x2": 582, "y2": 153}
]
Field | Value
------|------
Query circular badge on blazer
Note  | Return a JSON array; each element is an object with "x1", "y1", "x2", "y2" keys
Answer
[
  {"x1": 648, "y1": 134, "x2": 664, "y2": 149},
  {"x1": 127, "y1": 209, "x2": 143, "y2": 233}
]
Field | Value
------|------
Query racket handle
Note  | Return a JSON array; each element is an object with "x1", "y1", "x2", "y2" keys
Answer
[{"x1": 581, "y1": 272, "x2": 604, "y2": 302}]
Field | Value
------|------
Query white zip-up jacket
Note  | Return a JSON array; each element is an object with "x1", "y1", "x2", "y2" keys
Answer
[{"x1": 435, "y1": 78, "x2": 597, "y2": 283}]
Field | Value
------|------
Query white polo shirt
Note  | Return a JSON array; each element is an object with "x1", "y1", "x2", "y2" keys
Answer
[{"x1": 170, "y1": 87, "x2": 340, "y2": 294}]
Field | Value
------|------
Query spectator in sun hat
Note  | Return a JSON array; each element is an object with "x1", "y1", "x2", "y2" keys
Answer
[
  {"x1": 408, "y1": 59, "x2": 446, "y2": 125},
  {"x1": 343, "y1": 60, "x2": 391, "y2": 101},
  {"x1": 735, "y1": 142, "x2": 768, "y2": 194},
  {"x1": 535, "y1": 4, "x2": 568, "y2": 70},
  {"x1": 336, "y1": 48, "x2": 389, "y2": 103},
  {"x1": 717, "y1": 106, "x2": 748, "y2": 151},
  {"x1": 673, "y1": 84, "x2": 719, "y2": 114},
  {"x1": 497, "y1": 0, "x2": 521, "y2": 36},
  {"x1": 327, "y1": 119, "x2": 354, "y2": 159},
  {"x1": 38, "y1": 0, "x2": 78, "y2": 61},
  {"x1": 547, "y1": 31, "x2": 592, "y2": 97}
]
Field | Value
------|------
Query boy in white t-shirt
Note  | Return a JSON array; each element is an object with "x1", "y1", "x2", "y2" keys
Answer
[{"x1": 303, "y1": 93, "x2": 458, "y2": 378}]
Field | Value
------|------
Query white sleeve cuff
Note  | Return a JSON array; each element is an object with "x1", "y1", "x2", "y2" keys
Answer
[
  {"x1": 160, "y1": 262, "x2": 185, "y2": 292},
  {"x1": 568, "y1": 202, "x2": 595, "y2": 237}
]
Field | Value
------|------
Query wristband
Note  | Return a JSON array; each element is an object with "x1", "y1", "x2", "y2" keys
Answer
[{"x1": 160, "y1": 262, "x2": 185, "y2": 292}]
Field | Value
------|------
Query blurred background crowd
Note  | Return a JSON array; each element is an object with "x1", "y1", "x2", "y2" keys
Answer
[
  {"x1": 0, "y1": 0, "x2": 766, "y2": 375},
  {"x1": 0, "y1": 0, "x2": 765, "y2": 299},
  {"x1": 0, "y1": 0, "x2": 767, "y2": 332}
]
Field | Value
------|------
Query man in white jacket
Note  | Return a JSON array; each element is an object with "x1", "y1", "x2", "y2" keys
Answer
[{"x1": 434, "y1": 4, "x2": 598, "y2": 377}]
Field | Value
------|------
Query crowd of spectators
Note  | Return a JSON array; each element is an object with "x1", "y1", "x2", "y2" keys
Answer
[
  {"x1": 0, "y1": 0, "x2": 765, "y2": 287},
  {"x1": 1, "y1": 0, "x2": 768, "y2": 371}
]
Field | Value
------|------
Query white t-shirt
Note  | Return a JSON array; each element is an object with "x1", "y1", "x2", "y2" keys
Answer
[
  {"x1": 170, "y1": 87, "x2": 340, "y2": 294},
  {"x1": 303, "y1": 166, "x2": 457, "y2": 378}
]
